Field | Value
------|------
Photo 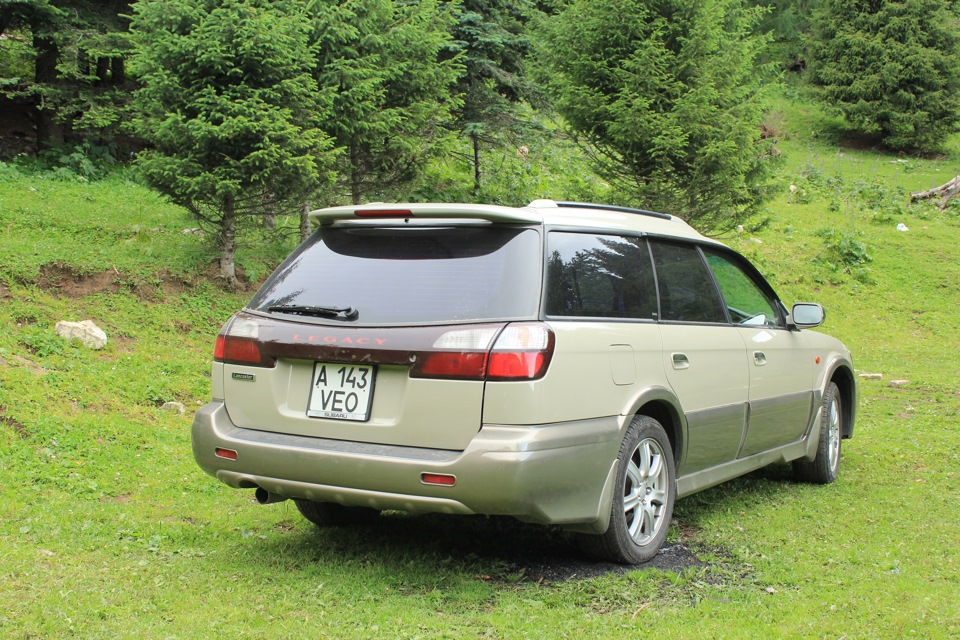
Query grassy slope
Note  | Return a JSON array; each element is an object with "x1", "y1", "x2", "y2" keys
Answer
[{"x1": 1, "y1": 103, "x2": 959, "y2": 638}]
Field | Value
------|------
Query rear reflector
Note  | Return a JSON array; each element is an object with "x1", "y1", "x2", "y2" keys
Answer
[
  {"x1": 421, "y1": 473, "x2": 456, "y2": 486},
  {"x1": 215, "y1": 448, "x2": 238, "y2": 460}
]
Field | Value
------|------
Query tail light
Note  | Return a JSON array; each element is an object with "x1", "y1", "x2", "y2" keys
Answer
[
  {"x1": 213, "y1": 316, "x2": 275, "y2": 368},
  {"x1": 412, "y1": 323, "x2": 554, "y2": 381},
  {"x1": 487, "y1": 324, "x2": 552, "y2": 380}
]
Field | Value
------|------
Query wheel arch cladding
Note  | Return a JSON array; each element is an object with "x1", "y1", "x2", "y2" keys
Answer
[
  {"x1": 829, "y1": 365, "x2": 856, "y2": 439},
  {"x1": 636, "y1": 399, "x2": 683, "y2": 467}
]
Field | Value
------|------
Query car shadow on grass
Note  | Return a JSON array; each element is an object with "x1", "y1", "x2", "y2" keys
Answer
[
  {"x1": 244, "y1": 463, "x2": 803, "y2": 584},
  {"x1": 259, "y1": 509, "x2": 704, "y2": 584}
]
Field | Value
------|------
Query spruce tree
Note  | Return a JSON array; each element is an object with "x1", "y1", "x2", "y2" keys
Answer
[
  {"x1": 534, "y1": 0, "x2": 776, "y2": 229},
  {"x1": 0, "y1": 0, "x2": 133, "y2": 150},
  {"x1": 808, "y1": 0, "x2": 960, "y2": 151},
  {"x1": 749, "y1": 0, "x2": 818, "y2": 71},
  {"x1": 130, "y1": 0, "x2": 333, "y2": 287},
  {"x1": 310, "y1": 0, "x2": 461, "y2": 204},
  {"x1": 449, "y1": 0, "x2": 535, "y2": 192}
]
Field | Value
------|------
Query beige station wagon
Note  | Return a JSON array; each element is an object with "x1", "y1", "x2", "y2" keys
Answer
[{"x1": 192, "y1": 200, "x2": 857, "y2": 564}]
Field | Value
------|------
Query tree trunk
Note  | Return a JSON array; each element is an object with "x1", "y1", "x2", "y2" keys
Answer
[
  {"x1": 262, "y1": 198, "x2": 276, "y2": 231},
  {"x1": 300, "y1": 201, "x2": 312, "y2": 243},
  {"x1": 350, "y1": 142, "x2": 363, "y2": 205},
  {"x1": 220, "y1": 197, "x2": 239, "y2": 289},
  {"x1": 472, "y1": 133, "x2": 482, "y2": 193},
  {"x1": 33, "y1": 30, "x2": 63, "y2": 150},
  {"x1": 910, "y1": 176, "x2": 959, "y2": 206},
  {"x1": 111, "y1": 57, "x2": 125, "y2": 86},
  {"x1": 96, "y1": 56, "x2": 110, "y2": 86}
]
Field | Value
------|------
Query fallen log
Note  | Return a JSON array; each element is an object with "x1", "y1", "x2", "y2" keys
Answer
[{"x1": 910, "y1": 175, "x2": 960, "y2": 207}]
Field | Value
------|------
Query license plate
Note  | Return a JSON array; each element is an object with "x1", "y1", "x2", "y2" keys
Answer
[{"x1": 307, "y1": 363, "x2": 376, "y2": 421}]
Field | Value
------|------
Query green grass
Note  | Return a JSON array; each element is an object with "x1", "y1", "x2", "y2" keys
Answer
[
  {"x1": 0, "y1": 166, "x2": 300, "y2": 287},
  {"x1": 2, "y1": 101, "x2": 960, "y2": 637}
]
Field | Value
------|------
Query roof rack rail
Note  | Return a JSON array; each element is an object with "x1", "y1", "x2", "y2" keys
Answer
[{"x1": 530, "y1": 199, "x2": 672, "y2": 221}]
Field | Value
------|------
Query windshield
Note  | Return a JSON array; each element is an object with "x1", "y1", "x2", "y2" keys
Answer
[{"x1": 248, "y1": 225, "x2": 542, "y2": 325}]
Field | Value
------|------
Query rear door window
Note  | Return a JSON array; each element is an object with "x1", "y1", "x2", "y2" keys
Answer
[
  {"x1": 545, "y1": 232, "x2": 657, "y2": 320},
  {"x1": 249, "y1": 226, "x2": 541, "y2": 325},
  {"x1": 649, "y1": 240, "x2": 727, "y2": 323}
]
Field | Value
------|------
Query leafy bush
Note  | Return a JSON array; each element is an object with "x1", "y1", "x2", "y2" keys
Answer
[
  {"x1": 815, "y1": 227, "x2": 874, "y2": 283},
  {"x1": 12, "y1": 141, "x2": 119, "y2": 182},
  {"x1": 787, "y1": 164, "x2": 910, "y2": 225}
]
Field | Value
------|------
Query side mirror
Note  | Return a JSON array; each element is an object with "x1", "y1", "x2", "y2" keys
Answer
[{"x1": 789, "y1": 303, "x2": 825, "y2": 329}]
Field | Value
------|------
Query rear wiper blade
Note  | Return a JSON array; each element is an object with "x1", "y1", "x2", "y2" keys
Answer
[{"x1": 267, "y1": 305, "x2": 359, "y2": 321}]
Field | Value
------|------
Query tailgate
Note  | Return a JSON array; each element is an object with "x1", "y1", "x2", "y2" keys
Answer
[{"x1": 221, "y1": 317, "x2": 505, "y2": 451}]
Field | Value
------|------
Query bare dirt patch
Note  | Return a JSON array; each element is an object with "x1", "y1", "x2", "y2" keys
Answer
[
  {"x1": 492, "y1": 540, "x2": 705, "y2": 584},
  {"x1": 27, "y1": 262, "x2": 211, "y2": 299},
  {"x1": 0, "y1": 353, "x2": 47, "y2": 375},
  {"x1": 35, "y1": 263, "x2": 123, "y2": 296},
  {"x1": 0, "y1": 407, "x2": 29, "y2": 438}
]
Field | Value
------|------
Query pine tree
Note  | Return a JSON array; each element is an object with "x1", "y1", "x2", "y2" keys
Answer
[
  {"x1": 534, "y1": 0, "x2": 776, "y2": 229},
  {"x1": 808, "y1": 0, "x2": 960, "y2": 151},
  {"x1": 130, "y1": 0, "x2": 334, "y2": 287}
]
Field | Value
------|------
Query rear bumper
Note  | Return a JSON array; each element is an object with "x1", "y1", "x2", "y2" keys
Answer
[{"x1": 192, "y1": 401, "x2": 621, "y2": 527}]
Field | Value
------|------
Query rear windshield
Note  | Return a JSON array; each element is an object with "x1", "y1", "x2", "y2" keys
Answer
[{"x1": 248, "y1": 225, "x2": 542, "y2": 325}]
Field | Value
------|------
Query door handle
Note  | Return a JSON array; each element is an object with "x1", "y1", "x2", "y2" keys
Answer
[
  {"x1": 672, "y1": 353, "x2": 689, "y2": 370},
  {"x1": 753, "y1": 351, "x2": 767, "y2": 366}
]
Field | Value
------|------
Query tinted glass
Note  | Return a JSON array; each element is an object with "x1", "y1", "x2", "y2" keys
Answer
[
  {"x1": 649, "y1": 241, "x2": 727, "y2": 323},
  {"x1": 704, "y1": 249, "x2": 781, "y2": 327},
  {"x1": 249, "y1": 226, "x2": 541, "y2": 325},
  {"x1": 545, "y1": 232, "x2": 657, "y2": 319}
]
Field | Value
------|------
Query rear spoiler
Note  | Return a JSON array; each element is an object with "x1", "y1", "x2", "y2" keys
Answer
[{"x1": 310, "y1": 203, "x2": 543, "y2": 225}]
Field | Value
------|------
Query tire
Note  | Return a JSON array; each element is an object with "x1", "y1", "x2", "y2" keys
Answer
[
  {"x1": 578, "y1": 415, "x2": 676, "y2": 564},
  {"x1": 294, "y1": 499, "x2": 379, "y2": 527},
  {"x1": 793, "y1": 381, "x2": 842, "y2": 484}
]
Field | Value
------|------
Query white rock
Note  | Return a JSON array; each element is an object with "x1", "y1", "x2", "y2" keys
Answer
[
  {"x1": 55, "y1": 320, "x2": 107, "y2": 350},
  {"x1": 161, "y1": 402, "x2": 186, "y2": 416},
  {"x1": 896, "y1": 223, "x2": 909, "y2": 232},
  {"x1": 889, "y1": 379, "x2": 910, "y2": 388},
  {"x1": 858, "y1": 373, "x2": 883, "y2": 380}
]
